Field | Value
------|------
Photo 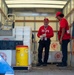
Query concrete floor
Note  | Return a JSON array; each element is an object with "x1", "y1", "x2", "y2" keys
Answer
[{"x1": 14, "y1": 65, "x2": 74, "y2": 75}]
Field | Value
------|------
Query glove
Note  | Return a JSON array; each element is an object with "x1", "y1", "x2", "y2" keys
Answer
[
  {"x1": 40, "y1": 35, "x2": 43, "y2": 40},
  {"x1": 42, "y1": 34, "x2": 46, "y2": 37}
]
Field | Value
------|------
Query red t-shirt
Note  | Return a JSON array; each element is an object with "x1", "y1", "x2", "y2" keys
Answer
[
  {"x1": 58, "y1": 18, "x2": 71, "y2": 40},
  {"x1": 37, "y1": 25, "x2": 54, "y2": 38}
]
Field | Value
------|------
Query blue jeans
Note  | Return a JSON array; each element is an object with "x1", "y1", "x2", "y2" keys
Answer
[{"x1": 61, "y1": 39, "x2": 70, "y2": 65}]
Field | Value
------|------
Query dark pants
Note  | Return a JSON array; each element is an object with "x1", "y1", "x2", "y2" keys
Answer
[
  {"x1": 38, "y1": 39, "x2": 51, "y2": 64},
  {"x1": 61, "y1": 39, "x2": 70, "y2": 65}
]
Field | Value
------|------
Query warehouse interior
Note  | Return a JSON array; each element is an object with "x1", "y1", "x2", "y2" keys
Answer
[{"x1": 0, "y1": 0, "x2": 74, "y2": 75}]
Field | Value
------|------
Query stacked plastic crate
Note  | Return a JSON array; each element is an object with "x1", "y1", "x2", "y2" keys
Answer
[
  {"x1": 13, "y1": 26, "x2": 32, "y2": 69},
  {"x1": 13, "y1": 26, "x2": 24, "y2": 40},
  {"x1": 23, "y1": 26, "x2": 32, "y2": 69}
]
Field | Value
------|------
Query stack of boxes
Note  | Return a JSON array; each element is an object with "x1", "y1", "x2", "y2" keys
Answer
[
  {"x1": 13, "y1": 26, "x2": 32, "y2": 68},
  {"x1": 13, "y1": 26, "x2": 24, "y2": 40},
  {"x1": 23, "y1": 26, "x2": 32, "y2": 68}
]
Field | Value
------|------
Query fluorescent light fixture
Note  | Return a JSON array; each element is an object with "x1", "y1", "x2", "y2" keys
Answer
[
  {"x1": 5, "y1": 1, "x2": 67, "y2": 5},
  {"x1": 15, "y1": 12, "x2": 49, "y2": 16},
  {"x1": 5, "y1": 0, "x2": 67, "y2": 8},
  {"x1": 8, "y1": 5, "x2": 63, "y2": 8},
  {"x1": 41, "y1": 13, "x2": 48, "y2": 16}
]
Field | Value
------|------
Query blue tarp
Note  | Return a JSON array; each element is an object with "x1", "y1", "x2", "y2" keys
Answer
[{"x1": 0, "y1": 55, "x2": 14, "y2": 74}]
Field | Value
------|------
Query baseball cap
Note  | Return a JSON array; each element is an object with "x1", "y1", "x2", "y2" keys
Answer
[
  {"x1": 56, "y1": 12, "x2": 62, "y2": 17},
  {"x1": 44, "y1": 18, "x2": 49, "y2": 22}
]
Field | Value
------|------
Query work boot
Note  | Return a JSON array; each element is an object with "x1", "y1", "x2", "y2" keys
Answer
[
  {"x1": 36, "y1": 63, "x2": 43, "y2": 66},
  {"x1": 43, "y1": 63, "x2": 47, "y2": 66}
]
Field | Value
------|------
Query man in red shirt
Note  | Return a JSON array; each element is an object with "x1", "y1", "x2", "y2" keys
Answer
[
  {"x1": 56, "y1": 12, "x2": 71, "y2": 67},
  {"x1": 37, "y1": 18, "x2": 54, "y2": 66}
]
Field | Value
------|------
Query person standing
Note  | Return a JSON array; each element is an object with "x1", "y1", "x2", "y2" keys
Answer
[
  {"x1": 37, "y1": 18, "x2": 54, "y2": 66},
  {"x1": 56, "y1": 12, "x2": 71, "y2": 67}
]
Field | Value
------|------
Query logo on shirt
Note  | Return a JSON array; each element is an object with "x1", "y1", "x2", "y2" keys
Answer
[
  {"x1": 42, "y1": 29, "x2": 49, "y2": 33},
  {"x1": 46, "y1": 30, "x2": 49, "y2": 32},
  {"x1": 42, "y1": 30, "x2": 44, "y2": 32}
]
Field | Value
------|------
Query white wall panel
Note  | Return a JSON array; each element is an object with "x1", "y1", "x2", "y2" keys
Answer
[
  {"x1": 2, "y1": 15, "x2": 5, "y2": 24},
  {"x1": 49, "y1": 23, "x2": 56, "y2": 30},
  {"x1": 35, "y1": 16, "x2": 44, "y2": 20},
  {"x1": 57, "y1": 22, "x2": 59, "y2": 30},
  {"x1": 0, "y1": 0, "x2": 1, "y2": 8},
  {"x1": 71, "y1": 13, "x2": 74, "y2": 24},
  {"x1": 25, "y1": 16, "x2": 34, "y2": 20},
  {"x1": 46, "y1": 16, "x2": 56, "y2": 20},
  {"x1": 25, "y1": 22, "x2": 34, "y2": 30},
  {"x1": 1, "y1": 0, "x2": 4, "y2": 12},
  {"x1": 67, "y1": 2, "x2": 71, "y2": 14},
  {"x1": 71, "y1": 0, "x2": 74, "y2": 10},
  {"x1": 15, "y1": 16, "x2": 24, "y2": 20},
  {"x1": 67, "y1": 16, "x2": 70, "y2": 25},
  {"x1": 35, "y1": 22, "x2": 43, "y2": 30},
  {"x1": 51, "y1": 32, "x2": 57, "y2": 41},
  {"x1": 63, "y1": 7, "x2": 67, "y2": 16},
  {"x1": 35, "y1": 32, "x2": 40, "y2": 42},
  {"x1": 15, "y1": 22, "x2": 24, "y2": 26},
  {"x1": 0, "y1": 13, "x2": 1, "y2": 22}
]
